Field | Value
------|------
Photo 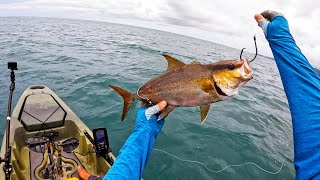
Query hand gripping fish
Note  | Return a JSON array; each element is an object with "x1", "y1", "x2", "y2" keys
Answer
[{"x1": 110, "y1": 37, "x2": 257, "y2": 123}]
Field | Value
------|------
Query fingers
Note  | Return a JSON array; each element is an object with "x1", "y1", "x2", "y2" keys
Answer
[
  {"x1": 261, "y1": 10, "x2": 279, "y2": 21},
  {"x1": 157, "y1": 101, "x2": 168, "y2": 111},
  {"x1": 145, "y1": 101, "x2": 167, "y2": 120},
  {"x1": 254, "y1": 14, "x2": 266, "y2": 23},
  {"x1": 254, "y1": 13, "x2": 270, "y2": 36}
]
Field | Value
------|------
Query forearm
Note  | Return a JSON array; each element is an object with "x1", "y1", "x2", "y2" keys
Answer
[
  {"x1": 267, "y1": 17, "x2": 320, "y2": 114},
  {"x1": 104, "y1": 123, "x2": 155, "y2": 180},
  {"x1": 266, "y1": 16, "x2": 320, "y2": 178}
]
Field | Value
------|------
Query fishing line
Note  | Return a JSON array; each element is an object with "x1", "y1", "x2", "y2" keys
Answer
[{"x1": 153, "y1": 148, "x2": 285, "y2": 175}]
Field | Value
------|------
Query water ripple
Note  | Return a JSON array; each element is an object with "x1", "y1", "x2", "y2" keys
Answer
[{"x1": 0, "y1": 17, "x2": 294, "y2": 179}]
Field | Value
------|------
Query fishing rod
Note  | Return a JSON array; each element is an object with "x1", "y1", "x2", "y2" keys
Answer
[
  {"x1": 240, "y1": 35, "x2": 258, "y2": 62},
  {"x1": 0, "y1": 62, "x2": 18, "y2": 180}
]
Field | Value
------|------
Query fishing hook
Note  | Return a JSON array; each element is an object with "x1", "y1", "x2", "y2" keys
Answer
[
  {"x1": 250, "y1": 35, "x2": 258, "y2": 63},
  {"x1": 239, "y1": 48, "x2": 246, "y2": 60},
  {"x1": 239, "y1": 35, "x2": 258, "y2": 63}
]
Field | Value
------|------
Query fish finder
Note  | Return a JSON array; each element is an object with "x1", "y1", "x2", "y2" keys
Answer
[{"x1": 93, "y1": 128, "x2": 110, "y2": 156}]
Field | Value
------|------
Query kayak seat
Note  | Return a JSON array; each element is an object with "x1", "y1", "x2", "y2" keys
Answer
[{"x1": 18, "y1": 93, "x2": 66, "y2": 132}]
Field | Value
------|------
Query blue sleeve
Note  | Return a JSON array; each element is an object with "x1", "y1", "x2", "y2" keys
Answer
[
  {"x1": 265, "y1": 16, "x2": 320, "y2": 179},
  {"x1": 103, "y1": 108, "x2": 162, "y2": 180}
]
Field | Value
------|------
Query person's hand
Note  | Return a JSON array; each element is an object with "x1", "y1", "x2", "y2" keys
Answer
[
  {"x1": 254, "y1": 10, "x2": 284, "y2": 36},
  {"x1": 136, "y1": 101, "x2": 167, "y2": 137},
  {"x1": 77, "y1": 166, "x2": 91, "y2": 180},
  {"x1": 77, "y1": 166, "x2": 103, "y2": 180}
]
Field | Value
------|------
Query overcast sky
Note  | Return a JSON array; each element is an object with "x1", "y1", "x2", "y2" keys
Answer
[{"x1": 0, "y1": 0, "x2": 319, "y2": 68}]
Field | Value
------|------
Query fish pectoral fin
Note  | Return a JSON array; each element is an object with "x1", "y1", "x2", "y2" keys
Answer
[
  {"x1": 198, "y1": 78, "x2": 214, "y2": 93},
  {"x1": 200, "y1": 104, "x2": 211, "y2": 124},
  {"x1": 191, "y1": 60, "x2": 200, "y2": 64},
  {"x1": 158, "y1": 105, "x2": 175, "y2": 120},
  {"x1": 162, "y1": 54, "x2": 185, "y2": 71}
]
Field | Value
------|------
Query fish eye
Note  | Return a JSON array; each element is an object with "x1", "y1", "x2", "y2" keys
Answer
[{"x1": 227, "y1": 64, "x2": 235, "y2": 71}]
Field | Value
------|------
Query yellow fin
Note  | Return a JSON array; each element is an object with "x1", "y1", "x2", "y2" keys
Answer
[
  {"x1": 162, "y1": 54, "x2": 185, "y2": 71},
  {"x1": 200, "y1": 104, "x2": 211, "y2": 124},
  {"x1": 197, "y1": 78, "x2": 214, "y2": 93},
  {"x1": 191, "y1": 60, "x2": 200, "y2": 64}
]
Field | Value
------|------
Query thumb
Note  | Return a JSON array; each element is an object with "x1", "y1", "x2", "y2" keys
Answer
[
  {"x1": 254, "y1": 13, "x2": 269, "y2": 36},
  {"x1": 145, "y1": 101, "x2": 167, "y2": 120},
  {"x1": 254, "y1": 14, "x2": 266, "y2": 24}
]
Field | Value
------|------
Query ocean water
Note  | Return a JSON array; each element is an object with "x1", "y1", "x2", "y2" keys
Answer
[{"x1": 0, "y1": 17, "x2": 294, "y2": 179}]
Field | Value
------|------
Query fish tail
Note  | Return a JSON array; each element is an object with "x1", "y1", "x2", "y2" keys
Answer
[{"x1": 109, "y1": 85, "x2": 136, "y2": 121}]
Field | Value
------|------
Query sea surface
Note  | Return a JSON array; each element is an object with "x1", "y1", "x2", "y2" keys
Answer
[{"x1": 0, "y1": 17, "x2": 294, "y2": 179}]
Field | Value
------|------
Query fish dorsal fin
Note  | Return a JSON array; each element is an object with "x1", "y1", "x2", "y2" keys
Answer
[
  {"x1": 191, "y1": 60, "x2": 200, "y2": 64},
  {"x1": 158, "y1": 105, "x2": 175, "y2": 120},
  {"x1": 162, "y1": 54, "x2": 185, "y2": 71},
  {"x1": 200, "y1": 104, "x2": 211, "y2": 124}
]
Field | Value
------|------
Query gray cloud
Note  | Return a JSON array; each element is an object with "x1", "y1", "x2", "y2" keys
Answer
[
  {"x1": 164, "y1": 1, "x2": 214, "y2": 24},
  {"x1": 162, "y1": 17, "x2": 195, "y2": 27},
  {"x1": 0, "y1": 0, "x2": 319, "y2": 68}
]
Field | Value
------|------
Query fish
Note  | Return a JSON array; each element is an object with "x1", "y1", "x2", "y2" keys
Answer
[{"x1": 109, "y1": 54, "x2": 253, "y2": 123}]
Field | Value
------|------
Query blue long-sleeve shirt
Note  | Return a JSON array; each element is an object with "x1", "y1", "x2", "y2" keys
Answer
[
  {"x1": 104, "y1": 108, "x2": 163, "y2": 180},
  {"x1": 265, "y1": 16, "x2": 320, "y2": 179}
]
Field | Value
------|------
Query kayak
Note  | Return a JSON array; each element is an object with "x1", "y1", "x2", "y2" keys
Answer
[{"x1": 0, "y1": 85, "x2": 115, "y2": 180}]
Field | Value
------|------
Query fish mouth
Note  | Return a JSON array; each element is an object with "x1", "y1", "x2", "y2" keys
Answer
[
  {"x1": 213, "y1": 81, "x2": 228, "y2": 96},
  {"x1": 212, "y1": 59, "x2": 253, "y2": 97},
  {"x1": 241, "y1": 59, "x2": 253, "y2": 80}
]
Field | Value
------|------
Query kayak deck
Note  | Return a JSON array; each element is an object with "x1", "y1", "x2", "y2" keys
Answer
[{"x1": 0, "y1": 85, "x2": 114, "y2": 180}]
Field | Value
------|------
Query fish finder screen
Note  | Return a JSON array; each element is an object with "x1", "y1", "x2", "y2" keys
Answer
[{"x1": 96, "y1": 129, "x2": 106, "y2": 144}]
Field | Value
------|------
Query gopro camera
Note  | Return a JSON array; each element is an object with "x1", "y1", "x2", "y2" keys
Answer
[{"x1": 8, "y1": 62, "x2": 18, "y2": 70}]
